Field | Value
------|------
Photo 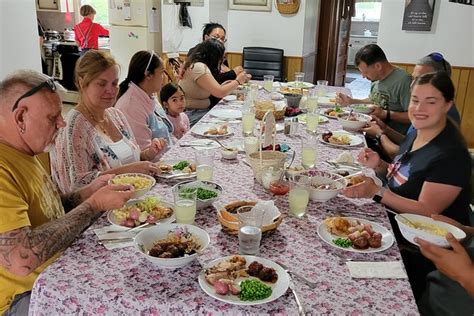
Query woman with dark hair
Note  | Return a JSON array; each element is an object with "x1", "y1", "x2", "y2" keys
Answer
[
  {"x1": 115, "y1": 50, "x2": 171, "y2": 156},
  {"x1": 160, "y1": 83, "x2": 189, "y2": 139},
  {"x1": 342, "y1": 71, "x2": 471, "y2": 299},
  {"x1": 179, "y1": 40, "x2": 250, "y2": 125}
]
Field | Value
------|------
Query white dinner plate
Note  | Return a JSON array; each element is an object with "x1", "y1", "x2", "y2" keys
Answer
[
  {"x1": 325, "y1": 92, "x2": 337, "y2": 98},
  {"x1": 318, "y1": 96, "x2": 337, "y2": 107},
  {"x1": 286, "y1": 81, "x2": 314, "y2": 89},
  {"x1": 210, "y1": 109, "x2": 242, "y2": 120},
  {"x1": 297, "y1": 114, "x2": 329, "y2": 124},
  {"x1": 317, "y1": 217, "x2": 394, "y2": 253},
  {"x1": 198, "y1": 255, "x2": 290, "y2": 306},
  {"x1": 155, "y1": 159, "x2": 197, "y2": 180},
  {"x1": 223, "y1": 95, "x2": 237, "y2": 102},
  {"x1": 321, "y1": 108, "x2": 348, "y2": 119},
  {"x1": 192, "y1": 124, "x2": 233, "y2": 138},
  {"x1": 319, "y1": 130, "x2": 364, "y2": 148},
  {"x1": 107, "y1": 198, "x2": 175, "y2": 230}
]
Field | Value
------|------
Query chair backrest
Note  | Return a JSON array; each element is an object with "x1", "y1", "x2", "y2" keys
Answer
[{"x1": 242, "y1": 47, "x2": 284, "y2": 81}]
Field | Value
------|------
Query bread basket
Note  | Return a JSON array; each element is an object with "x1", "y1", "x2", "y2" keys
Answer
[
  {"x1": 248, "y1": 151, "x2": 287, "y2": 184},
  {"x1": 217, "y1": 200, "x2": 283, "y2": 235},
  {"x1": 254, "y1": 100, "x2": 286, "y2": 121}
]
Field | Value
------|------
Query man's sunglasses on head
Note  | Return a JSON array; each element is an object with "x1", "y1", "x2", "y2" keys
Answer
[{"x1": 12, "y1": 78, "x2": 57, "y2": 111}]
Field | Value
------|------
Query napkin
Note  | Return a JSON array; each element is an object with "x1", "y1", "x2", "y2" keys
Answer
[
  {"x1": 94, "y1": 226, "x2": 135, "y2": 250},
  {"x1": 346, "y1": 261, "x2": 408, "y2": 279},
  {"x1": 252, "y1": 200, "x2": 281, "y2": 226},
  {"x1": 335, "y1": 152, "x2": 355, "y2": 165}
]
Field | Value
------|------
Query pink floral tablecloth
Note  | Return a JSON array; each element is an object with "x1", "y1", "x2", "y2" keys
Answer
[{"x1": 29, "y1": 87, "x2": 418, "y2": 315}]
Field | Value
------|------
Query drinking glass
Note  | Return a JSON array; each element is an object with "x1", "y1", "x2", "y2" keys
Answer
[
  {"x1": 248, "y1": 83, "x2": 259, "y2": 104},
  {"x1": 295, "y1": 72, "x2": 305, "y2": 87},
  {"x1": 306, "y1": 89, "x2": 318, "y2": 112},
  {"x1": 173, "y1": 188, "x2": 197, "y2": 224},
  {"x1": 237, "y1": 206, "x2": 264, "y2": 255},
  {"x1": 288, "y1": 175, "x2": 310, "y2": 219},
  {"x1": 244, "y1": 136, "x2": 259, "y2": 156},
  {"x1": 306, "y1": 108, "x2": 320, "y2": 134},
  {"x1": 241, "y1": 106, "x2": 256, "y2": 136},
  {"x1": 263, "y1": 75, "x2": 274, "y2": 92},
  {"x1": 301, "y1": 135, "x2": 318, "y2": 169},
  {"x1": 317, "y1": 80, "x2": 329, "y2": 97},
  {"x1": 195, "y1": 148, "x2": 215, "y2": 181}
]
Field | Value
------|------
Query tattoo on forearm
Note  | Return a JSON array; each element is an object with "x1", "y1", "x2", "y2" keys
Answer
[
  {"x1": 0, "y1": 202, "x2": 99, "y2": 274},
  {"x1": 61, "y1": 192, "x2": 82, "y2": 213}
]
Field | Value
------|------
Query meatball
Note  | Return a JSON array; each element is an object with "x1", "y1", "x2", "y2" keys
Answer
[
  {"x1": 247, "y1": 261, "x2": 264, "y2": 276},
  {"x1": 149, "y1": 244, "x2": 164, "y2": 257},
  {"x1": 166, "y1": 245, "x2": 180, "y2": 258},
  {"x1": 158, "y1": 251, "x2": 174, "y2": 258},
  {"x1": 368, "y1": 233, "x2": 383, "y2": 248},
  {"x1": 258, "y1": 267, "x2": 278, "y2": 283},
  {"x1": 352, "y1": 236, "x2": 369, "y2": 249}
]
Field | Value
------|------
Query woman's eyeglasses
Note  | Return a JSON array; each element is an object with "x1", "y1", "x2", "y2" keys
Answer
[
  {"x1": 209, "y1": 35, "x2": 227, "y2": 43},
  {"x1": 12, "y1": 78, "x2": 56, "y2": 111},
  {"x1": 144, "y1": 50, "x2": 155, "y2": 75},
  {"x1": 428, "y1": 52, "x2": 448, "y2": 72}
]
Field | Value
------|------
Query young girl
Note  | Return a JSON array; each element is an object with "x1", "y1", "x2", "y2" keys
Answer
[{"x1": 160, "y1": 83, "x2": 189, "y2": 139}]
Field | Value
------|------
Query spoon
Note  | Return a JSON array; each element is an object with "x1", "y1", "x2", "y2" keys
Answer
[
  {"x1": 213, "y1": 138, "x2": 233, "y2": 151},
  {"x1": 385, "y1": 209, "x2": 420, "y2": 229},
  {"x1": 280, "y1": 150, "x2": 296, "y2": 182}
]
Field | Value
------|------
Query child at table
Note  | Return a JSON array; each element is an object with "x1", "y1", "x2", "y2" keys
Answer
[{"x1": 160, "y1": 83, "x2": 189, "y2": 139}]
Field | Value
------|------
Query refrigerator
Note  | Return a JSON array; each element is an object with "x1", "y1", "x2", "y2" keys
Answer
[{"x1": 109, "y1": 0, "x2": 162, "y2": 82}]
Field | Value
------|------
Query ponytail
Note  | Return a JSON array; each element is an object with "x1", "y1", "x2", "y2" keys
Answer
[{"x1": 117, "y1": 77, "x2": 131, "y2": 100}]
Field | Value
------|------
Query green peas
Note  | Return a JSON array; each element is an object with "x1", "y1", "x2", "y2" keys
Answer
[
  {"x1": 333, "y1": 237, "x2": 352, "y2": 248},
  {"x1": 239, "y1": 279, "x2": 272, "y2": 301}
]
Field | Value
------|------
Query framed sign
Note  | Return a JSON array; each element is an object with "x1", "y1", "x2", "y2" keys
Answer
[
  {"x1": 229, "y1": 0, "x2": 272, "y2": 11},
  {"x1": 402, "y1": 0, "x2": 436, "y2": 31}
]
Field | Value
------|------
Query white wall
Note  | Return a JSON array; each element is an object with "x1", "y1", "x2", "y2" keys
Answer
[
  {"x1": 378, "y1": 0, "x2": 474, "y2": 67},
  {"x1": 0, "y1": 0, "x2": 42, "y2": 79}
]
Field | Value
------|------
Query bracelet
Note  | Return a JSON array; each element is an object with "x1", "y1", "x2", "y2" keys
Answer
[
  {"x1": 235, "y1": 79, "x2": 241, "y2": 85},
  {"x1": 385, "y1": 108, "x2": 391, "y2": 123}
]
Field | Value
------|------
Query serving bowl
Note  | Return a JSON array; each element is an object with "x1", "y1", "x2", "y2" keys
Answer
[
  {"x1": 221, "y1": 147, "x2": 238, "y2": 160},
  {"x1": 305, "y1": 170, "x2": 347, "y2": 202},
  {"x1": 134, "y1": 224, "x2": 210, "y2": 268},
  {"x1": 284, "y1": 93, "x2": 303, "y2": 108},
  {"x1": 350, "y1": 104, "x2": 374, "y2": 114},
  {"x1": 337, "y1": 112, "x2": 371, "y2": 131},
  {"x1": 109, "y1": 173, "x2": 156, "y2": 199},
  {"x1": 394, "y1": 213, "x2": 466, "y2": 248},
  {"x1": 172, "y1": 180, "x2": 222, "y2": 210}
]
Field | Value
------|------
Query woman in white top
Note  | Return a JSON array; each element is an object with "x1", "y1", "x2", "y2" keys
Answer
[{"x1": 51, "y1": 50, "x2": 165, "y2": 194}]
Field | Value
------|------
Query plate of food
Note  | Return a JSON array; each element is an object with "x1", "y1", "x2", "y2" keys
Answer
[
  {"x1": 286, "y1": 81, "x2": 314, "y2": 89},
  {"x1": 198, "y1": 255, "x2": 290, "y2": 306},
  {"x1": 109, "y1": 173, "x2": 156, "y2": 198},
  {"x1": 223, "y1": 95, "x2": 237, "y2": 102},
  {"x1": 192, "y1": 124, "x2": 233, "y2": 138},
  {"x1": 209, "y1": 109, "x2": 242, "y2": 120},
  {"x1": 318, "y1": 216, "x2": 394, "y2": 253},
  {"x1": 322, "y1": 107, "x2": 346, "y2": 119},
  {"x1": 320, "y1": 131, "x2": 364, "y2": 148},
  {"x1": 297, "y1": 114, "x2": 329, "y2": 124},
  {"x1": 279, "y1": 86, "x2": 303, "y2": 95},
  {"x1": 350, "y1": 104, "x2": 374, "y2": 114},
  {"x1": 318, "y1": 96, "x2": 337, "y2": 107},
  {"x1": 107, "y1": 196, "x2": 175, "y2": 229},
  {"x1": 156, "y1": 160, "x2": 197, "y2": 180}
]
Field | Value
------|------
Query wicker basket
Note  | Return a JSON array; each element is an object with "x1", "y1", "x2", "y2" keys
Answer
[
  {"x1": 255, "y1": 108, "x2": 286, "y2": 121},
  {"x1": 248, "y1": 151, "x2": 287, "y2": 184},
  {"x1": 276, "y1": 0, "x2": 300, "y2": 15},
  {"x1": 254, "y1": 100, "x2": 286, "y2": 121},
  {"x1": 217, "y1": 200, "x2": 283, "y2": 235}
]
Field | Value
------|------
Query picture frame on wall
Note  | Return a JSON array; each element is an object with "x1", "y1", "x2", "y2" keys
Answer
[{"x1": 228, "y1": 0, "x2": 272, "y2": 12}]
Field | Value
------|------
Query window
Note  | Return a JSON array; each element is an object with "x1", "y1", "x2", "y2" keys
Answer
[
  {"x1": 354, "y1": 2, "x2": 382, "y2": 22},
  {"x1": 80, "y1": 0, "x2": 108, "y2": 25}
]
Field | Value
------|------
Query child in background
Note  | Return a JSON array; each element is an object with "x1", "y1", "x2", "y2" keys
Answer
[{"x1": 160, "y1": 83, "x2": 189, "y2": 139}]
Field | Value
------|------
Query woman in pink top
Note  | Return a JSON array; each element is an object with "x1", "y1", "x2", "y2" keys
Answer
[{"x1": 160, "y1": 83, "x2": 189, "y2": 139}]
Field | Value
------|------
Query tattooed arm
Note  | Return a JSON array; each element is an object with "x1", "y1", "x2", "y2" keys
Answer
[{"x1": 0, "y1": 184, "x2": 133, "y2": 276}]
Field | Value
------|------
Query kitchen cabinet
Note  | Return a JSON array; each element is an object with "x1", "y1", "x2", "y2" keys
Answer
[{"x1": 37, "y1": 0, "x2": 73, "y2": 13}]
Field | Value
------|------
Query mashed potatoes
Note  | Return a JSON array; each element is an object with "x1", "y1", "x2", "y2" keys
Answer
[
  {"x1": 405, "y1": 220, "x2": 449, "y2": 237},
  {"x1": 112, "y1": 175, "x2": 154, "y2": 190}
]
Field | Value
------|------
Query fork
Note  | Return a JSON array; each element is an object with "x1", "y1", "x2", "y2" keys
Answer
[
  {"x1": 288, "y1": 281, "x2": 306, "y2": 316},
  {"x1": 277, "y1": 261, "x2": 317, "y2": 289}
]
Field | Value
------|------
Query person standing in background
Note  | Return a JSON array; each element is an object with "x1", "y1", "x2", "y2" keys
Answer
[{"x1": 74, "y1": 5, "x2": 109, "y2": 55}]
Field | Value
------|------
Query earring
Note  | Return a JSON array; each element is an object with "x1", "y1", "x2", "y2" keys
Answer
[{"x1": 19, "y1": 126, "x2": 25, "y2": 134}]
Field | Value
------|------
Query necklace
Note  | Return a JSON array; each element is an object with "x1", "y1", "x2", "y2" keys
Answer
[{"x1": 79, "y1": 104, "x2": 109, "y2": 134}]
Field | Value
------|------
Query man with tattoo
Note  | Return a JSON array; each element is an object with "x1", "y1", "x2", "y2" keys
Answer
[{"x1": 0, "y1": 70, "x2": 135, "y2": 315}]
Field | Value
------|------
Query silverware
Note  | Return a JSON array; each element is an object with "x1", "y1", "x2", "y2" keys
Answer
[
  {"x1": 384, "y1": 209, "x2": 420, "y2": 229},
  {"x1": 277, "y1": 261, "x2": 317, "y2": 289},
  {"x1": 104, "y1": 222, "x2": 151, "y2": 234},
  {"x1": 288, "y1": 281, "x2": 306, "y2": 316},
  {"x1": 213, "y1": 138, "x2": 233, "y2": 151},
  {"x1": 179, "y1": 141, "x2": 215, "y2": 148},
  {"x1": 99, "y1": 237, "x2": 133, "y2": 244}
]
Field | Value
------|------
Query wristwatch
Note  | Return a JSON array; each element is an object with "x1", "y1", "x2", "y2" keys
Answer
[
  {"x1": 375, "y1": 131, "x2": 385, "y2": 142},
  {"x1": 372, "y1": 186, "x2": 386, "y2": 203}
]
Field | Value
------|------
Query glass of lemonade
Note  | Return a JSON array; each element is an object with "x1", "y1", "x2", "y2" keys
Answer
[
  {"x1": 306, "y1": 89, "x2": 318, "y2": 112},
  {"x1": 295, "y1": 72, "x2": 305, "y2": 87},
  {"x1": 317, "y1": 80, "x2": 328, "y2": 97},
  {"x1": 237, "y1": 206, "x2": 264, "y2": 255},
  {"x1": 244, "y1": 136, "x2": 259, "y2": 156},
  {"x1": 174, "y1": 188, "x2": 197, "y2": 224},
  {"x1": 241, "y1": 106, "x2": 255, "y2": 136},
  {"x1": 301, "y1": 135, "x2": 318, "y2": 169},
  {"x1": 263, "y1": 75, "x2": 274, "y2": 92},
  {"x1": 195, "y1": 148, "x2": 215, "y2": 181},
  {"x1": 288, "y1": 175, "x2": 310, "y2": 218},
  {"x1": 306, "y1": 108, "x2": 320, "y2": 134}
]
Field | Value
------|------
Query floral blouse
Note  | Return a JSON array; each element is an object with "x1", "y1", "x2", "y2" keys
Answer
[{"x1": 50, "y1": 108, "x2": 140, "y2": 194}]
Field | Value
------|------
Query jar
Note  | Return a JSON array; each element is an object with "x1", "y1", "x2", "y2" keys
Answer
[{"x1": 261, "y1": 167, "x2": 282, "y2": 190}]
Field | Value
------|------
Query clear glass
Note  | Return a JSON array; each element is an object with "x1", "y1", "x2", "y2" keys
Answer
[
  {"x1": 241, "y1": 106, "x2": 256, "y2": 136},
  {"x1": 295, "y1": 72, "x2": 305, "y2": 87},
  {"x1": 306, "y1": 108, "x2": 320, "y2": 134},
  {"x1": 301, "y1": 135, "x2": 318, "y2": 169},
  {"x1": 288, "y1": 175, "x2": 310, "y2": 218},
  {"x1": 244, "y1": 136, "x2": 259, "y2": 156},
  {"x1": 173, "y1": 188, "x2": 197, "y2": 224},
  {"x1": 263, "y1": 75, "x2": 274, "y2": 92},
  {"x1": 237, "y1": 206, "x2": 264, "y2": 255},
  {"x1": 195, "y1": 148, "x2": 215, "y2": 181},
  {"x1": 248, "y1": 83, "x2": 259, "y2": 104},
  {"x1": 317, "y1": 80, "x2": 329, "y2": 97},
  {"x1": 306, "y1": 89, "x2": 318, "y2": 112}
]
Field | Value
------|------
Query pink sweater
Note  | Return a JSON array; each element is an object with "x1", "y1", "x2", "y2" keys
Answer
[{"x1": 166, "y1": 112, "x2": 190, "y2": 139}]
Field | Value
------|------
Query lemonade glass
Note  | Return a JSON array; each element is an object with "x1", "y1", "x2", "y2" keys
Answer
[
  {"x1": 195, "y1": 148, "x2": 215, "y2": 181},
  {"x1": 263, "y1": 75, "x2": 274, "y2": 92},
  {"x1": 301, "y1": 135, "x2": 318, "y2": 169},
  {"x1": 288, "y1": 175, "x2": 310, "y2": 218},
  {"x1": 306, "y1": 108, "x2": 320, "y2": 134},
  {"x1": 174, "y1": 188, "x2": 197, "y2": 224},
  {"x1": 241, "y1": 107, "x2": 255, "y2": 136}
]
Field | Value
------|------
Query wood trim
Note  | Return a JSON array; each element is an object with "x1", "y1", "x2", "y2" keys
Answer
[{"x1": 393, "y1": 62, "x2": 474, "y2": 148}]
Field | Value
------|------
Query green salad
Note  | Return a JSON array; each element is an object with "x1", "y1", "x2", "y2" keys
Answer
[
  {"x1": 181, "y1": 187, "x2": 218, "y2": 200},
  {"x1": 173, "y1": 160, "x2": 190, "y2": 171}
]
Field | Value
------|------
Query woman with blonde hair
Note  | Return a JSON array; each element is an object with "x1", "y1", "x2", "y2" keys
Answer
[{"x1": 51, "y1": 50, "x2": 163, "y2": 194}]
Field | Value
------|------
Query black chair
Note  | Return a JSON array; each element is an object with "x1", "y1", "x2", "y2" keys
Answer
[{"x1": 242, "y1": 47, "x2": 284, "y2": 81}]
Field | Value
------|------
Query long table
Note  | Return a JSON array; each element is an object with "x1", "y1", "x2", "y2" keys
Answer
[{"x1": 29, "y1": 86, "x2": 418, "y2": 315}]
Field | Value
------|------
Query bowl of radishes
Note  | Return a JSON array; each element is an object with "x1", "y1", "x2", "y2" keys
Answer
[{"x1": 107, "y1": 196, "x2": 175, "y2": 229}]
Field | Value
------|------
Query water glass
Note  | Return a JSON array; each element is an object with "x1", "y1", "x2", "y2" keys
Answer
[
  {"x1": 241, "y1": 106, "x2": 256, "y2": 136},
  {"x1": 306, "y1": 108, "x2": 320, "y2": 134},
  {"x1": 248, "y1": 83, "x2": 259, "y2": 104},
  {"x1": 237, "y1": 206, "x2": 264, "y2": 255},
  {"x1": 244, "y1": 136, "x2": 259, "y2": 156},
  {"x1": 288, "y1": 175, "x2": 310, "y2": 219},
  {"x1": 301, "y1": 135, "x2": 318, "y2": 169},
  {"x1": 173, "y1": 188, "x2": 197, "y2": 224},
  {"x1": 295, "y1": 72, "x2": 305, "y2": 87},
  {"x1": 306, "y1": 89, "x2": 318, "y2": 112},
  {"x1": 263, "y1": 75, "x2": 274, "y2": 92},
  {"x1": 317, "y1": 80, "x2": 329, "y2": 97},
  {"x1": 195, "y1": 148, "x2": 215, "y2": 181}
]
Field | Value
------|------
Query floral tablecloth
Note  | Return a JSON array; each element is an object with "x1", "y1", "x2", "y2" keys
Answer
[{"x1": 29, "y1": 86, "x2": 418, "y2": 315}]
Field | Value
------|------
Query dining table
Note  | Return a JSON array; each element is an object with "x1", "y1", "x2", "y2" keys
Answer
[{"x1": 29, "y1": 85, "x2": 419, "y2": 315}]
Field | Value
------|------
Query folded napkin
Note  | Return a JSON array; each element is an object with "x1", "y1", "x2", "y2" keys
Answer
[
  {"x1": 346, "y1": 261, "x2": 407, "y2": 279},
  {"x1": 94, "y1": 226, "x2": 135, "y2": 250},
  {"x1": 252, "y1": 200, "x2": 281, "y2": 226},
  {"x1": 334, "y1": 152, "x2": 355, "y2": 165}
]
